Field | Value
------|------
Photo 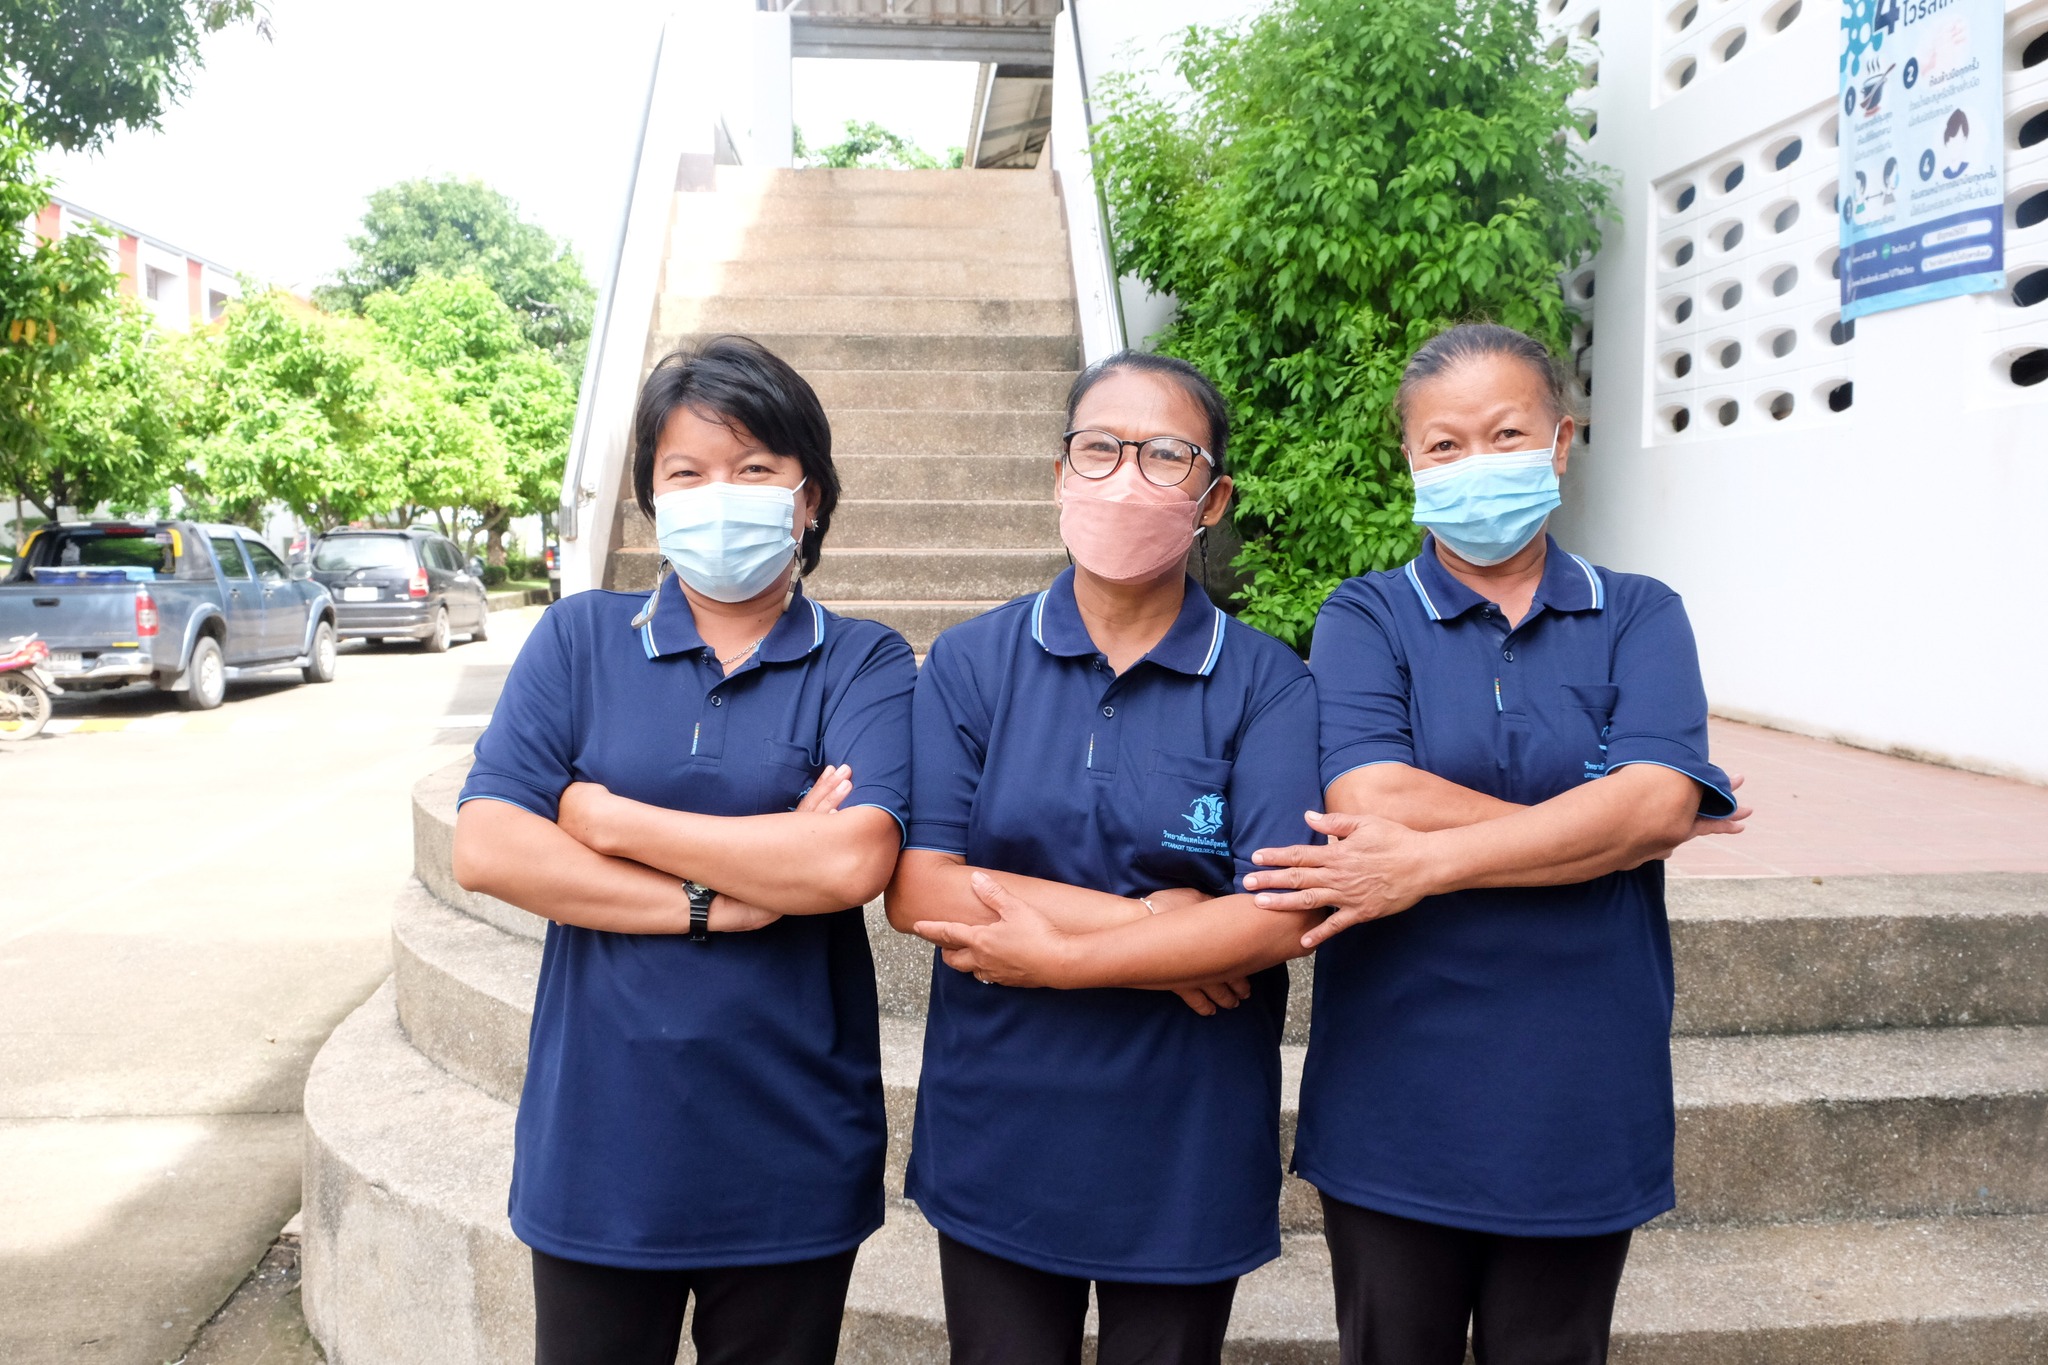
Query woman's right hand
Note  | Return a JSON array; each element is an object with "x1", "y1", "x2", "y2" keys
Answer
[
  {"x1": 1140, "y1": 888, "x2": 1252, "y2": 1015},
  {"x1": 687, "y1": 766, "x2": 852, "y2": 933},
  {"x1": 797, "y1": 764, "x2": 853, "y2": 814}
]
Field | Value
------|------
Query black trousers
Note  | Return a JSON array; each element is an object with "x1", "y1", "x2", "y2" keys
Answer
[
  {"x1": 937, "y1": 1231, "x2": 1239, "y2": 1365},
  {"x1": 1320, "y1": 1195, "x2": 1633, "y2": 1365},
  {"x1": 530, "y1": 1245, "x2": 858, "y2": 1365}
]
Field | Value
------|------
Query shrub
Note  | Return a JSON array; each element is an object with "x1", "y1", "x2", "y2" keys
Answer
[
  {"x1": 480, "y1": 564, "x2": 509, "y2": 588},
  {"x1": 1093, "y1": 0, "x2": 1610, "y2": 643}
]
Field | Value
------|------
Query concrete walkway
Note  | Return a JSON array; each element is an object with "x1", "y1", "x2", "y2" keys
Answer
[
  {"x1": 0, "y1": 609, "x2": 539, "y2": 1365},
  {"x1": 1672, "y1": 718, "x2": 2048, "y2": 877}
]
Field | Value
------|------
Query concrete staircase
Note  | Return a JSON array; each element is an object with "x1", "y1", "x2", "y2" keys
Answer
[
  {"x1": 603, "y1": 166, "x2": 1075, "y2": 651},
  {"x1": 301, "y1": 762, "x2": 2048, "y2": 1362}
]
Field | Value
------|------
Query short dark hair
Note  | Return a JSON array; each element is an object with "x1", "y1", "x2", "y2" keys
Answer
[
  {"x1": 1395, "y1": 323, "x2": 1572, "y2": 431},
  {"x1": 1065, "y1": 350, "x2": 1230, "y2": 474},
  {"x1": 631, "y1": 335, "x2": 838, "y2": 575}
]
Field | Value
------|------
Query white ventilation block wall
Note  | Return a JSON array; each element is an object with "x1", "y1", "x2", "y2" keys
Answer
[{"x1": 1547, "y1": 0, "x2": 2048, "y2": 782}]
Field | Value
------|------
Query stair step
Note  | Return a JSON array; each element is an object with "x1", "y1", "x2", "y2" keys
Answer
[
  {"x1": 391, "y1": 879, "x2": 539, "y2": 1106},
  {"x1": 674, "y1": 189, "x2": 1063, "y2": 231},
  {"x1": 820, "y1": 601, "x2": 1006, "y2": 654},
  {"x1": 839, "y1": 1203, "x2": 2048, "y2": 1364},
  {"x1": 832, "y1": 500, "x2": 1061, "y2": 549},
  {"x1": 615, "y1": 499, "x2": 1057, "y2": 554},
  {"x1": 805, "y1": 548, "x2": 1069, "y2": 603},
  {"x1": 300, "y1": 982, "x2": 521, "y2": 1365},
  {"x1": 410, "y1": 762, "x2": 540, "y2": 943},
  {"x1": 648, "y1": 331, "x2": 1079, "y2": 373},
  {"x1": 311, "y1": 977, "x2": 2048, "y2": 1364},
  {"x1": 664, "y1": 258, "x2": 1076, "y2": 301},
  {"x1": 390, "y1": 871, "x2": 2048, "y2": 1236},
  {"x1": 836, "y1": 454, "x2": 1055, "y2": 502},
  {"x1": 809, "y1": 370, "x2": 1074, "y2": 412},
  {"x1": 831, "y1": 409, "x2": 1066, "y2": 457},
  {"x1": 657, "y1": 296, "x2": 1078, "y2": 339},
  {"x1": 1669, "y1": 873, "x2": 2048, "y2": 1034},
  {"x1": 711, "y1": 165, "x2": 1055, "y2": 197},
  {"x1": 666, "y1": 222, "x2": 1070, "y2": 265}
]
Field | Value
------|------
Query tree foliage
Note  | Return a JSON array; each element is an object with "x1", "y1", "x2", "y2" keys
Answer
[
  {"x1": 796, "y1": 120, "x2": 964, "y2": 170},
  {"x1": 1092, "y1": 0, "x2": 1609, "y2": 643},
  {"x1": 175, "y1": 289, "x2": 494, "y2": 531},
  {"x1": 365, "y1": 273, "x2": 574, "y2": 560},
  {"x1": 0, "y1": 113, "x2": 181, "y2": 517},
  {"x1": 318, "y1": 178, "x2": 595, "y2": 373},
  {"x1": 0, "y1": 0, "x2": 267, "y2": 151}
]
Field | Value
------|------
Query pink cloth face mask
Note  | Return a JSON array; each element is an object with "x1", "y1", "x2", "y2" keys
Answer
[{"x1": 1058, "y1": 469, "x2": 1212, "y2": 585}]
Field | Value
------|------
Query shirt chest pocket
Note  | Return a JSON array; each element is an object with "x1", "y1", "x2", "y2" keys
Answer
[
  {"x1": 1147, "y1": 750, "x2": 1236, "y2": 863},
  {"x1": 1560, "y1": 683, "x2": 1619, "y2": 780},
  {"x1": 757, "y1": 737, "x2": 821, "y2": 813}
]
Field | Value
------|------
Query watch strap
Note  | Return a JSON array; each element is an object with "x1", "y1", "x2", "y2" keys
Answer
[{"x1": 684, "y1": 880, "x2": 713, "y2": 942}]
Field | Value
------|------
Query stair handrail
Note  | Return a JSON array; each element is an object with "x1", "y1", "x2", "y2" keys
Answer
[{"x1": 1050, "y1": 0, "x2": 1127, "y2": 365}]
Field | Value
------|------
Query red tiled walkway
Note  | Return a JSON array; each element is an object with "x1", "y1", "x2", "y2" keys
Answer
[{"x1": 1668, "y1": 719, "x2": 2048, "y2": 879}]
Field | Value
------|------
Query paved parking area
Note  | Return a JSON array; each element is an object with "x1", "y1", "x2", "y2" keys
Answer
[{"x1": 0, "y1": 608, "x2": 541, "y2": 1365}]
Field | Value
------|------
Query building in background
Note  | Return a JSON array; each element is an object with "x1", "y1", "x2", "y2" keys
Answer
[{"x1": 32, "y1": 197, "x2": 239, "y2": 332}]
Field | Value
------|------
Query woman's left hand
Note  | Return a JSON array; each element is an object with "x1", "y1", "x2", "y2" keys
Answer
[
  {"x1": 912, "y1": 872, "x2": 1076, "y2": 989},
  {"x1": 557, "y1": 781, "x2": 620, "y2": 855},
  {"x1": 1246, "y1": 810, "x2": 1436, "y2": 950}
]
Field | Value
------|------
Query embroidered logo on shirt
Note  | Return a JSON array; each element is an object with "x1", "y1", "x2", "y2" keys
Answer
[{"x1": 1163, "y1": 793, "x2": 1230, "y2": 856}]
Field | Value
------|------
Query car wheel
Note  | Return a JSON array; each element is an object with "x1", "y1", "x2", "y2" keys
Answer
[
  {"x1": 423, "y1": 607, "x2": 451, "y2": 654},
  {"x1": 177, "y1": 636, "x2": 227, "y2": 711},
  {"x1": 303, "y1": 619, "x2": 338, "y2": 683},
  {"x1": 471, "y1": 603, "x2": 490, "y2": 642}
]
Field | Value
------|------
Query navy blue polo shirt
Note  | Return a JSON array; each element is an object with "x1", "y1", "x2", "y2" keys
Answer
[
  {"x1": 459, "y1": 574, "x2": 915, "y2": 1269},
  {"x1": 905, "y1": 569, "x2": 1322, "y2": 1283},
  {"x1": 1294, "y1": 535, "x2": 1734, "y2": 1237}
]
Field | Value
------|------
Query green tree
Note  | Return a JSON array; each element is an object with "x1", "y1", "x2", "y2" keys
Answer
[
  {"x1": 0, "y1": 114, "x2": 184, "y2": 518},
  {"x1": 318, "y1": 178, "x2": 595, "y2": 372},
  {"x1": 177, "y1": 289, "x2": 496, "y2": 531},
  {"x1": 1093, "y1": 0, "x2": 1608, "y2": 643},
  {"x1": 796, "y1": 120, "x2": 964, "y2": 170},
  {"x1": 365, "y1": 273, "x2": 574, "y2": 564},
  {"x1": 0, "y1": 0, "x2": 267, "y2": 151}
]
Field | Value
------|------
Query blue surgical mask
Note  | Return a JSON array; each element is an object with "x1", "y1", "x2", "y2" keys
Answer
[
  {"x1": 1408, "y1": 433, "x2": 1561, "y2": 567},
  {"x1": 653, "y1": 480, "x2": 805, "y2": 603}
]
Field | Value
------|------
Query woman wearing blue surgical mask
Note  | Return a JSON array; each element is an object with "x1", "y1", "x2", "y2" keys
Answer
[
  {"x1": 451, "y1": 336, "x2": 916, "y2": 1365},
  {"x1": 1244, "y1": 323, "x2": 1752, "y2": 1365}
]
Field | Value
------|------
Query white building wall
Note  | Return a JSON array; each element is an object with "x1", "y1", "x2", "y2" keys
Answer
[{"x1": 1549, "y1": 0, "x2": 2048, "y2": 782}]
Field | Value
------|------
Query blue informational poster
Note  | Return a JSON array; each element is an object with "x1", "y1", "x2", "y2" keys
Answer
[{"x1": 1838, "y1": 0, "x2": 2007, "y2": 321}]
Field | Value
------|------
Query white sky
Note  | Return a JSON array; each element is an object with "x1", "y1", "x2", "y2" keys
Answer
[{"x1": 42, "y1": 1, "x2": 980, "y2": 292}]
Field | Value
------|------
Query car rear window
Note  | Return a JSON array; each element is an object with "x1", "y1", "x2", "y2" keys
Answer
[
  {"x1": 314, "y1": 536, "x2": 415, "y2": 572},
  {"x1": 14, "y1": 529, "x2": 177, "y2": 580}
]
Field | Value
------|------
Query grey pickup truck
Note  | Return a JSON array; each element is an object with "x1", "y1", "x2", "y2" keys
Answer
[{"x1": 0, "y1": 520, "x2": 338, "y2": 709}]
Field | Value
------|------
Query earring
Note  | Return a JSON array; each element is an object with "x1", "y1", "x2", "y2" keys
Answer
[{"x1": 808, "y1": 518, "x2": 820, "y2": 530}]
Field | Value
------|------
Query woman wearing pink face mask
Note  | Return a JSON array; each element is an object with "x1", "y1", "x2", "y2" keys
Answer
[{"x1": 884, "y1": 353, "x2": 1325, "y2": 1364}]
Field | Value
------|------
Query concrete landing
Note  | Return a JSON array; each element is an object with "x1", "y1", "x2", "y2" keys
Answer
[{"x1": 1672, "y1": 718, "x2": 2048, "y2": 878}]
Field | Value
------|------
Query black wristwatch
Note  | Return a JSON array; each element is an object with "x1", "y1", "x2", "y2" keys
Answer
[{"x1": 683, "y1": 880, "x2": 714, "y2": 942}]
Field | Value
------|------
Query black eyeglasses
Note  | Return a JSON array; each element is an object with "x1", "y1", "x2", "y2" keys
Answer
[{"x1": 1062, "y1": 430, "x2": 1215, "y2": 488}]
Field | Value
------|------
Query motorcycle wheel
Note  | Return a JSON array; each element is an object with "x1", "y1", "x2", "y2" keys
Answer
[{"x1": 0, "y1": 672, "x2": 51, "y2": 741}]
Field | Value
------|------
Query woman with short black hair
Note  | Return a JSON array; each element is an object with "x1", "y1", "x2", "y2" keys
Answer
[{"x1": 453, "y1": 335, "x2": 916, "y2": 1365}]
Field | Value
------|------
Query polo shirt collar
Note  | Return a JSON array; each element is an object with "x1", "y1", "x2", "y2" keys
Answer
[
  {"x1": 1402, "y1": 534, "x2": 1606, "y2": 624},
  {"x1": 636, "y1": 567, "x2": 827, "y2": 663},
  {"x1": 1030, "y1": 567, "x2": 1229, "y2": 677}
]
